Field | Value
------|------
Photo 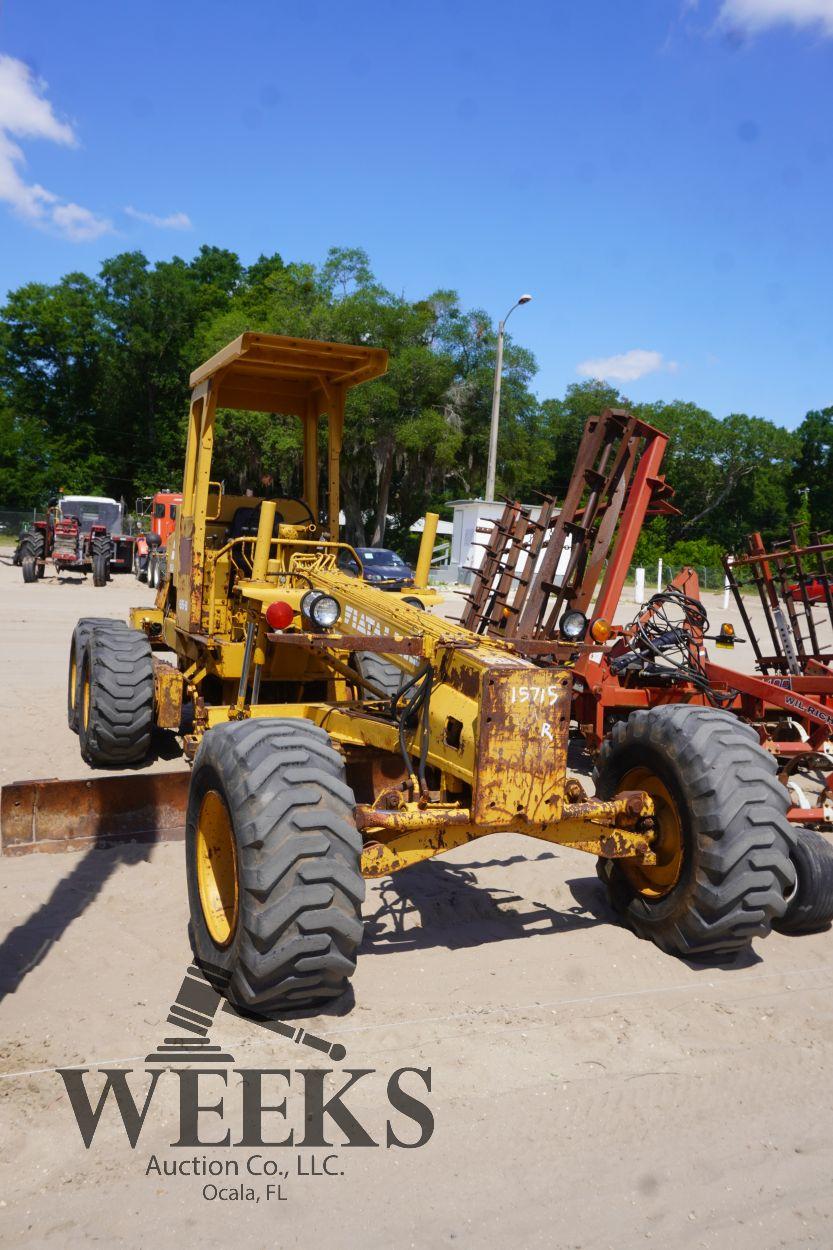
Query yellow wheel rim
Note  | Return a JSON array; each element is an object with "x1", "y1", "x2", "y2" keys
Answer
[
  {"x1": 70, "y1": 652, "x2": 77, "y2": 712},
  {"x1": 196, "y1": 790, "x2": 239, "y2": 947},
  {"x1": 618, "y1": 766, "x2": 684, "y2": 899},
  {"x1": 82, "y1": 668, "x2": 90, "y2": 731}
]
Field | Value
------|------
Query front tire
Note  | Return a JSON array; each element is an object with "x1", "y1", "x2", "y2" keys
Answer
[
  {"x1": 21, "y1": 551, "x2": 38, "y2": 583},
  {"x1": 595, "y1": 706, "x2": 796, "y2": 959},
  {"x1": 78, "y1": 625, "x2": 153, "y2": 764},
  {"x1": 91, "y1": 534, "x2": 110, "y2": 586},
  {"x1": 20, "y1": 531, "x2": 44, "y2": 581},
  {"x1": 186, "y1": 718, "x2": 365, "y2": 1013}
]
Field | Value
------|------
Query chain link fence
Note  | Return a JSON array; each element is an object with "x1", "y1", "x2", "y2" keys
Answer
[
  {"x1": 656, "y1": 564, "x2": 726, "y2": 592},
  {"x1": 0, "y1": 508, "x2": 38, "y2": 546},
  {"x1": 626, "y1": 562, "x2": 758, "y2": 600}
]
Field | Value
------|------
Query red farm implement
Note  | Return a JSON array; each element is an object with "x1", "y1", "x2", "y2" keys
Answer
[{"x1": 465, "y1": 410, "x2": 833, "y2": 838}]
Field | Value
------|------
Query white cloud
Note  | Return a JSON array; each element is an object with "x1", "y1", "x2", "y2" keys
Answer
[
  {"x1": 124, "y1": 205, "x2": 193, "y2": 230},
  {"x1": 718, "y1": 0, "x2": 833, "y2": 35},
  {"x1": 0, "y1": 55, "x2": 111, "y2": 241},
  {"x1": 52, "y1": 201, "x2": 113, "y2": 242},
  {"x1": 576, "y1": 349, "x2": 679, "y2": 383}
]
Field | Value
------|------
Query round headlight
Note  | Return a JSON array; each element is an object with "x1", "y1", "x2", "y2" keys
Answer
[
  {"x1": 559, "y1": 609, "x2": 588, "y2": 641},
  {"x1": 311, "y1": 594, "x2": 340, "y2": 628},
  {"x1": 300, "y1": 590, "x2": 321, "y2": 619},
  {"x1": 301, "y1": 590, "x2": 340, "y2": 629}
]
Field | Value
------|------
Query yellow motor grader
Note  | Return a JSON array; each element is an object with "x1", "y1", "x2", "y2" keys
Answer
[{"x1": 43, "y1": 333, "x2": 796, "y2": 1012}]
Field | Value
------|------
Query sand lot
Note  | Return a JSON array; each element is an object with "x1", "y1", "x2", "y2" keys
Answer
[{"x1": 1, "y1": 556, "x2": 832, "y2": 1249}]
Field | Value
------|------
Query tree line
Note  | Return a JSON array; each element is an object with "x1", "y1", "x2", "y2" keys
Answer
[{"x1": 0, "y1": 244, "x2": 829, "y2": 564}]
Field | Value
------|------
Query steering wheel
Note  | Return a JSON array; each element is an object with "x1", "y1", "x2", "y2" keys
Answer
[{"x1": 279, "y1": 496, "x2": 315, "y2": 526}]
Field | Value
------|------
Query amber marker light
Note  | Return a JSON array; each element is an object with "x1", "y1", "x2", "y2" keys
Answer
[{"x1": 590, "y1": 618, "x2": 613, "y2": 644}]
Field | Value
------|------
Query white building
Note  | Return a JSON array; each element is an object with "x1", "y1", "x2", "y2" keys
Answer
[{"x1": 444, "y1": 499, "x2": 570, "y2": 588}]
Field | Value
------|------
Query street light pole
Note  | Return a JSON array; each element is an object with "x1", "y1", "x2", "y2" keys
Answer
[{"x1": 484, "y1": 294, "x2": 532, "y2": 502}]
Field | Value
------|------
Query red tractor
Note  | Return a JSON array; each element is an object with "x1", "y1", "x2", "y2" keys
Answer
[
  {"x1": 133, "y1": 490, "x2": 182, "y2": 587},
  {"x1": 19, "y1": 495, "x2": 135, "y2": 586}
]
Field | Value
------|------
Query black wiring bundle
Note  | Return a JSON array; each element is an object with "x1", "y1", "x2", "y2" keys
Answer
[
  {"x1": 613, "y1": 587, "x2": 735, "y2": 706},
  {"x1": 389, "y1": 663, "x2": 434, "y2": 796}
]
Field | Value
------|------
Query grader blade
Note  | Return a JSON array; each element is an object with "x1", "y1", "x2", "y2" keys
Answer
[{"x1": 0, "y1": 771, "x2": 189, "y2": 856}]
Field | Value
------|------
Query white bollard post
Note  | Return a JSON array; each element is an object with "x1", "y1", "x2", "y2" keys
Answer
[
  {"x1": 657, "y1": 558, "x2": 663, "y2": 593},
  {"x1": 723, "y1": 556, "x2": 733, "y2": 610},
  {"x1": 634, "y1": 566, "x2": 645, "y2": 605}
]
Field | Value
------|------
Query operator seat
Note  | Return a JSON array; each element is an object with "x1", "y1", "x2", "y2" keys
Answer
[
  {"x1": 229, "y1": 506, "x2": 260, "y2": 539},
  {"x1": 228, "y1": 503, "x2": 286, "y2": 540}
]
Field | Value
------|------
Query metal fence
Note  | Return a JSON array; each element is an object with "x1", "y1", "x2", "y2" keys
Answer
[
  {"x1": 0, "y1": 506, "x2": 143, "y2": 540},
  {"x1": 0, "y1": 509, "x2": 37, "y2": 541},
  {"x1": 656, "y1": 565, "x2": 726, "y2": 592},
  {"x1": 627, "y1": 563, "x2": 759, "y2": 599}
]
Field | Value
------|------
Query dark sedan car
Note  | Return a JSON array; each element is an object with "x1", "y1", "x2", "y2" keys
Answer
[{"x1": 338, "y1": 546, "x2": 415, "y2": 590}]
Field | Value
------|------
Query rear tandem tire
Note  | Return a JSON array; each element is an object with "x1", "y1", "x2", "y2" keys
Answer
[
  {"x1": 78, "y1": 625, "x2": 153, "y2": 765},
  {"x1": 186, "y1": 718, "x2": 365, "y2": 1014},
  {"x1": 353, "y1": 652, "x2": 407, "y2": 702},
  {"x1": 594, "y1": 705, "x2": 796, "y2": 960},
  {"x1": 773, "y1": 829, "x2": 833, "y2": 934},
  {"x1": 67, "y1": 617, "x2": 129, "y2": 733}
]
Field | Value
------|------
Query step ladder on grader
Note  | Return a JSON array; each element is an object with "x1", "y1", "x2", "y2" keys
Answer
[{"x1": 0, "y1": 335, "x2": 803, "y2": 1012}]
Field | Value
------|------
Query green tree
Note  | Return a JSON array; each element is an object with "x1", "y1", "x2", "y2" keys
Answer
[
  {"x1": 0, "y1": 273, "x2": 110, "y2": 503},
  {"x1": 540, "y1": 380, "x2": 627, "y2": 499},
  {"x1": 794, "y1": 407, "x2": 833, "y2": 534}
]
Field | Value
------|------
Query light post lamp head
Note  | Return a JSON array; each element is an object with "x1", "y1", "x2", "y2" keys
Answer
[{"x1": 503, "y1": 294, "x2": 533, "y2": 326}]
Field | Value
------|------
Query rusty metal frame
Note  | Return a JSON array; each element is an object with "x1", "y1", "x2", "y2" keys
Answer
[
  {"x1": 723, "y1": 528, "x2": 833, "y2": 675},
  {"x1": 460, "y1": 409, "x2": 676, "y2": 644}
]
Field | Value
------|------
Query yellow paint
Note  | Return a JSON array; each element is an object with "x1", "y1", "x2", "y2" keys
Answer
[
  {"x1": 70, "y1": 651, "x2": 77, "y2": 716},
  {"x1": 617, "y1": 767, "x2": 683, "y2": 897},
  {"x1": 121, "y1": 332, "x2": 659, "y2": 884},
  {"x1": 195, "y1": 790, "x2": 239, "y2": 946},
  {"x1": 414, "y1": 512, "x2": 439, "y2": 589}
]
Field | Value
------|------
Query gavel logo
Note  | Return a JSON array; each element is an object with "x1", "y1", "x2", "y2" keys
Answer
[{"x1": 145, "y1": 963, "x2": 347, "y2": 1066}]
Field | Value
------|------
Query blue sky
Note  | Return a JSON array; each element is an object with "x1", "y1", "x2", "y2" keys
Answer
[{"x1": 0, "y1": 0, "x2": 831, "y2": 427}]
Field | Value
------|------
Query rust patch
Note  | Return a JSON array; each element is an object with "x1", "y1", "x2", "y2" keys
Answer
[
  {"x1": 360, "y1": 825, "x2": 477, "y2": 877},
  {"x1": 153, "y1": 659, "x2": 185, "y2": 730},
  {"x1": 472, "y1": 667, "x2": 572, "y2": 826},
  {"x1": 179, "y1": 531, "x2": 193, "y2": 578},
  {"x1": 1, "y1": 772, "x2": 189, "y2": 855},
  {"x1": 345, "y1": 751, "x2": 409, "y2": 806},
  {"x1": 271, "y1": 633, "x2": 423, "y2": 655}
]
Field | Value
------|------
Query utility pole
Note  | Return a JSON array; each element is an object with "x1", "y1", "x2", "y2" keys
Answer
[{"x1": 484, "y1": 294, "x2": 532, "y2": 502}]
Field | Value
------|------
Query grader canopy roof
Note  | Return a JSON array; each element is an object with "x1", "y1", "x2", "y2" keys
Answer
[{"x1": 188, "y1": 331, "x2": 388, "y2": 414}]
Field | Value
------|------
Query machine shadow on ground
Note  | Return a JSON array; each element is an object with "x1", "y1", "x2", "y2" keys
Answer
[
  {"x1": 565, "y1": 875, "x2": 764, "y2": 972},
  {"x1": 0, "y1": 841, "x2": 155, "y2": 1003},
  {"x1": 360, "y1": 853, "x2": 611, "y2": 955}
]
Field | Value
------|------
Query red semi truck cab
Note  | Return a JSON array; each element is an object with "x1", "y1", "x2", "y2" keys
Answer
[
  {"x1": 145, "y1": 491, "x2": 182, "y2": 546},
  {"x1": 135, "y1": 491, "x2": 182, "y2": 586}
]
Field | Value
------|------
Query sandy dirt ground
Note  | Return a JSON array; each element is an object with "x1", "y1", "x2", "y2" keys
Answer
[{"x1": 1, "y1": 556, "x2": 832, "y2": 1249}]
